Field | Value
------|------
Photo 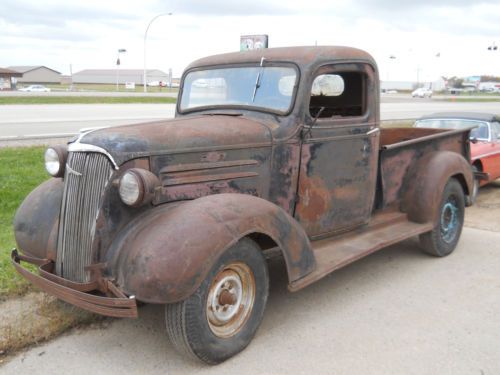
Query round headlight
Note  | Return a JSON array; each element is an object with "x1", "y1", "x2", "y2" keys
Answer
[
  {"x1": 118, "y1": 168, "x2": 160, "y2": 207},
  {"x1": 44, "y1": 146, "x2": 67, "y2": 177},
  {"x1": 119, "y1": 171, "x2": 143, "y2": 206}
]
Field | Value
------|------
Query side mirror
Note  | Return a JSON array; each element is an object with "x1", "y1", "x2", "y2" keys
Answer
[{"x1": 469, "y1": 137, "x2": 478, "y2": 144}]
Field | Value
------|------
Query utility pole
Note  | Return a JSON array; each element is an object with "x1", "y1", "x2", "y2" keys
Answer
[{"x1": 143, "y1": 13, "x2": 172, "y2": 92}]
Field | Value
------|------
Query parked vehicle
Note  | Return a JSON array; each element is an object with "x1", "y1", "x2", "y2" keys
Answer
[
  {"x1": 12, "y1": 46, "x2": 474, "y2": 364},
  {"x1": 415, "y1": 112, "x2": 500, "y2": 202},
  {"x1": 411, "y1": 87, "x2": 432, "y2": 98},
  {"x1": 147, "y1": 81, "x2": 167, "y2": 87},
  {"x1": 18, "y1": 84, "x2": 51, "y2": 92}
]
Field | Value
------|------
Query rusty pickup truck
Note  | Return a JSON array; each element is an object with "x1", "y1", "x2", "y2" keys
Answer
[{"x1": 12, "y1": 46, "x2": 474, "y2": 364}]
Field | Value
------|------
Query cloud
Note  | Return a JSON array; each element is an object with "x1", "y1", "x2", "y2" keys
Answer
[
  {"x1": 1, "y1": 0, "x2": 499, "y2": 79},
  {"x1": 352, "y1": 0, "x2": 500, "y2": 12},
  {"x1": 2, "y1": 0, "x2": 141, "y2": 26},
  {"x1": 1, "y1": 0, "x2": 147, "y2": 43},
  {"x1": 156, "y1": 0, "x2": 296, "y2": 16}
]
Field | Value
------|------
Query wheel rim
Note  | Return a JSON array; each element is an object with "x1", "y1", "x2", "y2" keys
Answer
[
  {"x1": 440, "y1": 196, "x2": 460, "y2": 243},
  {"x1": 206, "y1": 262, "x2": 256, "y2": 338}
]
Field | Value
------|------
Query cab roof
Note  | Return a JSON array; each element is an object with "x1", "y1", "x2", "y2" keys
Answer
[{"x1": 186, "y1": 46, "x2": 377, "y2": 71}]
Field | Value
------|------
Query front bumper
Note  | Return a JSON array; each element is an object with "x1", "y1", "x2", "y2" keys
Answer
[{"x1": 11, "y1": 249, "x2": 138, "y2": 318}]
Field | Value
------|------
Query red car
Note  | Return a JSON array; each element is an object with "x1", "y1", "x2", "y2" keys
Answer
[{"x1": 415, "y1": 112, "x2": 500, "y2": 202}]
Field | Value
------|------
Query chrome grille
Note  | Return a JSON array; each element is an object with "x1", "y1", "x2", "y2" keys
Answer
[{"x1": 56, "y1": 152, "x2": 114, "y2": 282}]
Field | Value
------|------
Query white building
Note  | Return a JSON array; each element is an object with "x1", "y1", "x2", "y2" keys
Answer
[{"x1": 478, "y1": 81, "x2": 500, "y2": 91}]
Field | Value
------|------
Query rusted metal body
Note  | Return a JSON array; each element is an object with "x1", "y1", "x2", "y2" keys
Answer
[{"x1": 12, "y1": 46, "x2": 473, "y2": 317}]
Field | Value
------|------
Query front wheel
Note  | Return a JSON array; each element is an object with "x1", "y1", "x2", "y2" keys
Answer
[
  {"x1": 165, "y1": 238, "x2": 269, "y2": 364},
  {"x1": 419, "y1": 178, "x2": 465, "y2": 257}
]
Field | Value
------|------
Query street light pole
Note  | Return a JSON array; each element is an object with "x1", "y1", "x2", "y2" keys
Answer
[
  {"x1": 116, "y1": 48, "x2": 126, "y2": 91},
  {"x1": 386, "y1": 55, "x2": 396, "y2": 85},
  {"x1": 143, "y1": 12, "x2": 172, "y2": 93}
]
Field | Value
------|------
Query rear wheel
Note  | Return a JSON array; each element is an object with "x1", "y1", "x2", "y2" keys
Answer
[
  {"x1": 165, "y1": 238, "x2": 269, "y2": 364},
  {"x1": 419, "y1": 178, "x2": 465, "y2": 257}
]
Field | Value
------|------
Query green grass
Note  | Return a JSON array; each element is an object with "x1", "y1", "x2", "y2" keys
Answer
[
  {"x1": 0, "y1": 96, "x2": 177, "y2": 105},
  {"x1": 0, "y1": 147, "x2": 49, "y2": 298},
  {"x1": 44, "y1": 83, "x2": 179, "y2": 94}
]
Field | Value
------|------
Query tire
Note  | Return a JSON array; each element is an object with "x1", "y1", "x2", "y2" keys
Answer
[
  {"x1": 165, "y1": 238, "x2": 269, "y2": 364},
  {"x1": 419, "y1": 178, "x2": 465, "y2": 257}
]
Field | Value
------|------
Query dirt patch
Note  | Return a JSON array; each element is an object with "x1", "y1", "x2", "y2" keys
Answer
[
  {"x1": 0, "y1": 292, "x2": 107, "y2": 362},
  {"x1": 465, "y1": 180, "x2": 500, "y2": 232}
]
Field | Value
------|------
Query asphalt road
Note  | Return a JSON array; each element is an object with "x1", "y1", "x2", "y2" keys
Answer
[
  {"x1": 2, "y1": 226, "x2": 499, "y2": 374},
  {"x1": 0, "y1": 104, "x2": 176, "y2": 139},
  {"x1": 1, "y1": 99, "x2": 500, "y2": 140}
]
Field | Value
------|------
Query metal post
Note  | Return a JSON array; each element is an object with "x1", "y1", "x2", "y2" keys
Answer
[
  {"x1": 116, "y1": 57, "x2": 119, "y2": 91},
  {"x1": 116, "y1": 49, "x2": 126, "y2": 91},
  {"x1": 143, "y1": 13, "x2": 172, "y2": 93}
]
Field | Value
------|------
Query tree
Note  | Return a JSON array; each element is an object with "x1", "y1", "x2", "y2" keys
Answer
[
  {"x1": 480, "y1": 75, "x2": 500, "y2": 82},
  {"x1": 443, "y1": 76, "x2": 464, "y2": 89}
]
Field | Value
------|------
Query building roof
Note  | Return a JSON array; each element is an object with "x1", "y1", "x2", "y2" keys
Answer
[
  {"x1": 73, "y1": 69, "x2": 167, "y2": 76},
  {"x1": 0, "y1": 68, "x2": 23, "y2": 77},
  {"x1": 419, "y1": 112, "x2": 500, "y2": 123},
  {"x1": 7, "y1": 65, "x2": 61, "y2": 74}
]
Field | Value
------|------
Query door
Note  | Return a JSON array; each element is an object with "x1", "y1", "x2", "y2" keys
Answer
[
  {"x1": 294, "y1": 63, "x2": 380, "y2": 238},
  {"x1": 488, "y1": 122, "x2": 500, "y2": 179}
]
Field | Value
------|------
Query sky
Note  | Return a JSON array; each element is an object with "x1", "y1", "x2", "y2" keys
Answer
[{"x1": 1, "y1": 0, "x2": 500, "y2": 82}]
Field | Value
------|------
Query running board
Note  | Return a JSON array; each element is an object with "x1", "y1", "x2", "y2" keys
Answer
[{"x1": 289, "y1": 213, "x2": 434, "y2": 292}]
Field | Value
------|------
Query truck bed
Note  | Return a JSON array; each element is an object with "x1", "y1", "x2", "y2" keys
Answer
[
  {"x1": 380, "y1": 127, "x2": 453, "y2": 149},
  {"x1": 378, "y1": 127, "x2": 471, "y2": 209}
]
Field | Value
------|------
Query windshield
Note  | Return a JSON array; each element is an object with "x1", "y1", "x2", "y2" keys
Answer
[
  {"x1": 179, "y1": 66, "x2": 297, "y2": 113},
  {"x1": 414, "y1": 119, "x2": 489, "y2": 140}
]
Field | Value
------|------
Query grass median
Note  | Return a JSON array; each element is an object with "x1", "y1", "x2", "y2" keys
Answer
[
  {"x1": 0, "y1": 96, "x2": 177, "y2": 105},
  {"x1": 0, "y1": 147, "x2": 106, "y2": 358},
  {"x1": 0, "y1": 146, "x2": 48, "y2": 299}
]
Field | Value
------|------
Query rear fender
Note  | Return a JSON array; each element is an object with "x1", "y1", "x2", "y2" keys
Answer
[
  {"x1": 109, "y1": 194, "x2": 315, "y2": 303},
  {"x1": 401, "y1": 151, "x2": 473, "y2": 223}
]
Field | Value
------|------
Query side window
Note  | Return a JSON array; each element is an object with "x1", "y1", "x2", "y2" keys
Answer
[
  {"x1": 309, "y1": 72, "x2": 365, "y2": 118},
  {"x1": 492, "y1": 122, "x2": 500, "y2": 140}
]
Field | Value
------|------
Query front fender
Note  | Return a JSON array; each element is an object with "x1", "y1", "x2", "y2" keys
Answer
[
  {"x1": 401, "y1": 151, "x2": 473, "y2": 223},
  {"x1": 14, "y1": 178, "x2": 62, "y2": 260},
  {"x1": 109, "y1": 194, "x2": 315, "y2": 304}
]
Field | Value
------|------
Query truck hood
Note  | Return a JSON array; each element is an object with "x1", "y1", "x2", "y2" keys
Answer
[{"x1": 74, "y1": 115, "x2": 273, "y2": 166}]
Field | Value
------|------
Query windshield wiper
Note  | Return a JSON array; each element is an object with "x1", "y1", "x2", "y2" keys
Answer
[
  {"x1": 251, "y1": 57, "x2": 266, "y2": 102},
  {"x1": 203, "y1": 112, "x2": 243, "y2": 116}
]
